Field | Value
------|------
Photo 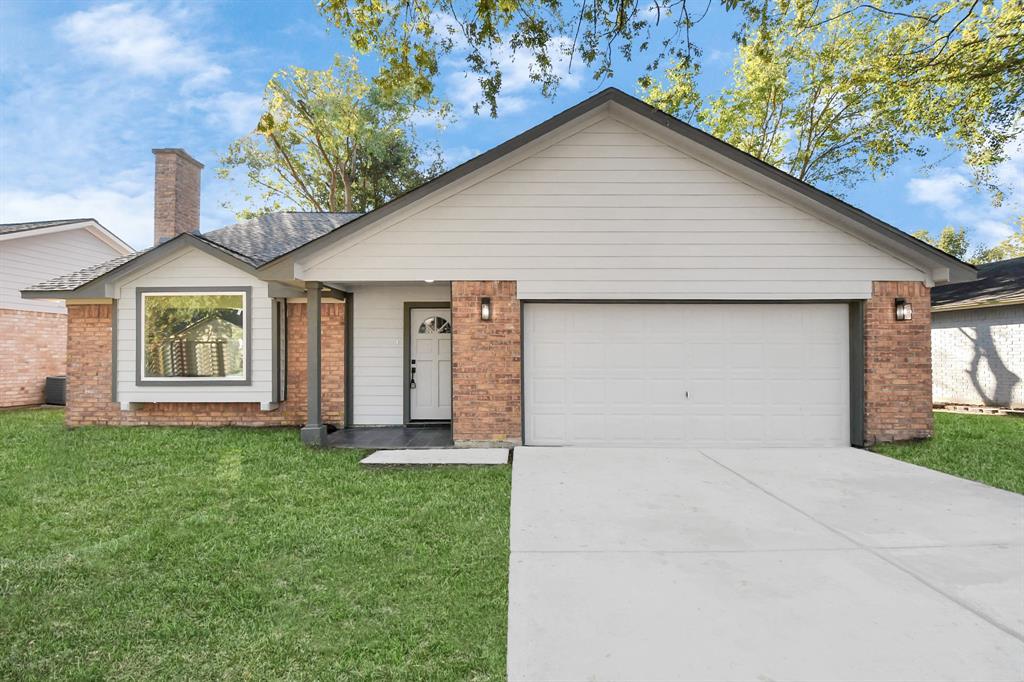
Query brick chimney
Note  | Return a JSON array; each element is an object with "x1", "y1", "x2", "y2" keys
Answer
[{"x1": 152, "y1": 148, "x2": 203, "y2": 245}]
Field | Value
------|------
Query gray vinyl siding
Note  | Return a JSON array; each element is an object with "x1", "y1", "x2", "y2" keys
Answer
[
  {"x1": 113, "y1": 247, "x2": 274, "y2": 404},
  {"x1": 301, "y1": 113, "x2": 927, "y2": 298},
  {"x1": 350, "y1": 282, "x2": 451, "y2": 425},
  {"x1": 1, "y1": 229, "x2": 125, "y2": 313}
]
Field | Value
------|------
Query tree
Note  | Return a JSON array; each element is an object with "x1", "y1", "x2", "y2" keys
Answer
[
  {"x1": 218, "y1": 57, "x2": 448, "y2": 218},
  {"x1": 318, "y1": 0, "x2": 736, "y2": 116},
  {"x1": 913, "y1": 219, "x2": 1024, "y2": 263},
  {"x1": 912, "y1": 226, "x2": 970, "y2": 259},
  {"x1": 318, "y1": 0, "x2": 1022, "y2": 199},
  {"x1": 646, "y1": 6, "x2": 924, "y2": 188}
]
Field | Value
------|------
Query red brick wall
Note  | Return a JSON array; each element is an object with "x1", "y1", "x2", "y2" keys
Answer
[
  {"x1": 864, "y1": 281, "x2": 933, "y2": 444},
  {"x1": 451, "y1": 281, "x2": 521, "y2": 444},
  {"x1": 0, "y1": 308, "x2": 67, "y2": 407},
  {"x1": 65, "y1": 301, "x2": 344, "y2": 428}
]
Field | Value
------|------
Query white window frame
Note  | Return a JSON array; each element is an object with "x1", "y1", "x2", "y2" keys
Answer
[{"x1": 136, "y1": 287, "x2": 252, "y2": 386}]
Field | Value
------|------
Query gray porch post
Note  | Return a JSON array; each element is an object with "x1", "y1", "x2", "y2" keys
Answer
[{"x1": 300, "y1": 282, "x2": 328, "y2": 446}]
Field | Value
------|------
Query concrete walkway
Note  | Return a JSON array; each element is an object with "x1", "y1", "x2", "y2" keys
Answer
[
  {"x1": 508, "y1": 446, "x2": 1024, "y2": 682},
  {"x1": 359, "y1": 448, "x2": 509, "y2": 465}
]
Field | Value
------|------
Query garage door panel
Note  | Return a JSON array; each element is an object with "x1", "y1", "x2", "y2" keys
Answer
[
  {"x1": 569, "y1": 379, "x2": 606, "y2": 404},
  {"x1": 524, "y1": 303, "x2": 850, "y2": 447}
]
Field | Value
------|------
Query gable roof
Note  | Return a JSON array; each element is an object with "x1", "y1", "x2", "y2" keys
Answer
[
  {"x1": 0, "y1": 217, "x2": 133, "y2": 254},
  {"x1": 22, "y1": 211, "x2": 361, "y2": 294},
  {"x1": 266, "y1": 88, "x2": 976, "y2": 284},
  {"x1": 23, "y1": 88, "x2": 976, "y2": 297},
  {"x1": 932, "y1": 257, "x2": 1024, "y2": 311}
]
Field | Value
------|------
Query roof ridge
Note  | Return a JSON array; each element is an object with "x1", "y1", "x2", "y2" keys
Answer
[{"x1": 0, "y1": 217, "x2": 96, "y2": 226}]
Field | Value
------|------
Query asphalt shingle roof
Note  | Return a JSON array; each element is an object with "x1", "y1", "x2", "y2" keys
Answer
[
  {"x1": 199, "y1": 211, "x2": 361, "y2": 266},
  {"x1": 22, "y1": 211, "x2": 362, "y2": 293},
  {"x1": 931, "y1": 256, "x2": 1024, "y2": 310},
  {"x1": 23, "y1": 252, "x2": 144, "y2": 292},
  {"x1": 0, "y1": 218, "x2": 95, "y2": 235}
]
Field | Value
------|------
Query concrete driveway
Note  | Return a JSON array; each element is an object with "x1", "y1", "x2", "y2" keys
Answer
[{"x1": 508, "y1": 446, "x2": 1024, "y2": 681}]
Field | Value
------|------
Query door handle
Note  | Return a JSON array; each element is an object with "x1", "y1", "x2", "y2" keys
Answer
[{"x1": 410, "y1": 363, "x2": 416, "y2": 389}]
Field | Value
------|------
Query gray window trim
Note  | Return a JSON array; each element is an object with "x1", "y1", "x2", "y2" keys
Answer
[
  {"x1": 271, "y1": 299, "x2": 287, "y2": 402},
  {"x1": 111, "y1": 301, "x2": 118, "y2": 402},
  {"x1": 403, "y1": 301, "x2": 452, "y2": 425},
  {"x1": 848, "y1": 301, "x2": 866, "y2": 447},
  {"x1": 344, "y1": 292, "x2": 354, "y2": 428},
  {"x1": 135, "y1": 286, "x2": 253, "y2": 387}
]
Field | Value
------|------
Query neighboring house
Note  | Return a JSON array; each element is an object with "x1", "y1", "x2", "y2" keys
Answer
[
  {"x1": 930, "y1": 257, "x2": 1023, "y2": 409},
  {"x1": 22, "y1": 89, "x2": 975, "y2": 446},
  {"x1": 1, "y1": 218, "x2": 133, "y2": 407}
]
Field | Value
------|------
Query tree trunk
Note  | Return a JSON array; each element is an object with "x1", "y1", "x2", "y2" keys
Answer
[{"x1": 342, "y1": 172, "x2": 352, "y2": 212}]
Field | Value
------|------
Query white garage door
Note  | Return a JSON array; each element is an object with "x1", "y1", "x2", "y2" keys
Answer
[{"x1": 523, "y1": 303, "x2": 850, "y2": 447}]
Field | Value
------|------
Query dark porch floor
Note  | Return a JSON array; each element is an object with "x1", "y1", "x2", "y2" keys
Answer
[{"x1": 326, "y1": 424, "x2": 453, "y2": 449}]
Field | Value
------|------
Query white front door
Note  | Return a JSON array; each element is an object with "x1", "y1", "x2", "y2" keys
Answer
[{"x1": 409, "y1": 307, "x2": 452, "y2": 420}]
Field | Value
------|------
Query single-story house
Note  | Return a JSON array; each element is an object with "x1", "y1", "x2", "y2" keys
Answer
[
  {"x1": 22, "y1": 89, "x2": 975, "y2": 447},
  {"x1": 930, "y1": 257, "x2": 1023, "y2": 409},
  {"x1": 1, "y1": 218, "x2": 133, "y2": 407}
]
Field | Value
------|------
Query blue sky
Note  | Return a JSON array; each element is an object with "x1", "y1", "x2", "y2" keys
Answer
[{"x1": 1, "y1": 0, "x2": 1020, "y2": 251}]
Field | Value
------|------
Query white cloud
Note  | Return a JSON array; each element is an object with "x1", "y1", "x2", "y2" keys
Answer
[
  {"x1": 190, "y1": 91, "x2": 264, "y2": 136},
  {"x1": 906, "y1": 170, "x2": 970, "y2": 212},
  {"x1": 905, "y1": 141, "x2": 1023, "y2": 247},
  {"x1": 975, "y1": 219, "x2": 1014, "y2": 241},
  {"x1": 55, "y1": 2, "x2": 228, "y2": 88},
  {"x1": 0, "y1": 2, "x2": 261, "y2": 244},
  {"x1": 1, "y1": 168, "x2": 238, "y2": 251},
  {"x1": 1, "y1": 183, "x2": 152, "y2": 249}
]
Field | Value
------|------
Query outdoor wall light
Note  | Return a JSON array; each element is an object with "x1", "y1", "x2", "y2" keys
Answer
[
  {"x1": 480, "y1": 297, "x2": 492, "y2": 321},
  {"x1": 895, "y1": 298, "x2": 913, "y2": 321}
]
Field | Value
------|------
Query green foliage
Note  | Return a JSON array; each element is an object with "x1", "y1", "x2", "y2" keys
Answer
[
  {"x1": 913, "y1": 218, "x2": 1024, "y2": 264},
  {"x1": 0, "y1": 408, "x2": 510, "y2": 679},
  {"x1": 863, "y1": 0, "x2": 1024, "y2": 201},
  {"x1": 218, "y1": 57, "x2": 449, "y2": 218},
  {"x1": 912, "y1": 226, "x2": 971, "y2": 259},
  {"x1": 318, "y1": 0, "x2": 1022, "y2": 199},
  {"x1": 648, "y1": 5, "x2": 923, "y2": 187},
  {"x1": 645, "y1": 0, "x2": 1023, "y2": 195},
  {"x1": 318, "y1": 0, "x2": 745, "y2": 117}
]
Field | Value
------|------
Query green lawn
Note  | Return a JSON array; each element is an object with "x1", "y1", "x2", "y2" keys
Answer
[
  {"x1": 0, "y1": 408, "x2": 510, "y2": 681},
  {"x1": 872, "y1": 411, "x2": 1024, "y2": 494}
]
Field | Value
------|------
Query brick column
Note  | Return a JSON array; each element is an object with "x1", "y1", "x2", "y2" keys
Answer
[
  {"x1": 65, "y1": 304, "x2": 119, "y2": 426},
  {"x1": 863, "y1": 281, "x2": 933, "y2": 444},
  {"x1": 451, "y1": 281, "x2": 521, "y2": 445}
]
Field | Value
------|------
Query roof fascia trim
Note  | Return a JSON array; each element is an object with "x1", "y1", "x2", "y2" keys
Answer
[
  {"x1": 933, "y1": 295, "x2": 1024, "y2": 312},
  {"x1": 1, "y1": 220, "x2": 133, "y2": 255},
  {"x1": 84, "y1": 223, "x2": 135, "y2": 255}
]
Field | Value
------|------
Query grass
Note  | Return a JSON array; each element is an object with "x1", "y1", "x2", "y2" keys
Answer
[
  {"x1": 872, "y1": 411, "x2": 1024, "y2": 494},
  {"x1": 0, "y1": 408, "x2": 510, "y2": 681}
]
